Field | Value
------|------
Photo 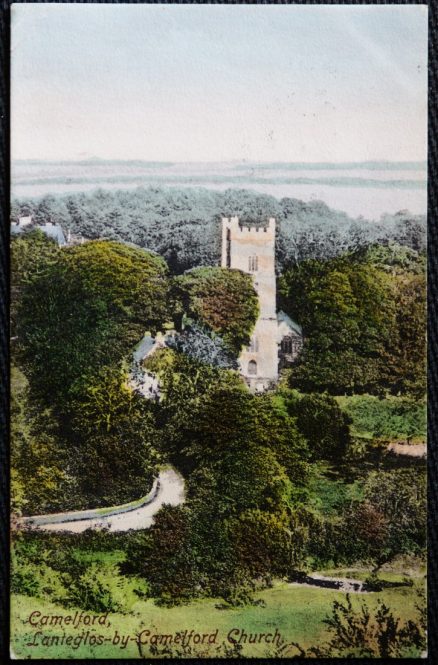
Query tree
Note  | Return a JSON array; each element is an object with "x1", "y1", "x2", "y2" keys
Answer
[
  {"x1": 12, "y1": 188, "x2": 425, "y2": 273},
  {"x1": 286, "y1": 392, "x2": 352, "y2": 460},
  {"x1": 122, "y1": 505, "x2": 202, "y2": 602},
  {"x1": 231, "y1": 508, "x2": 306, "y2": 579},
  {"x1": 278, "y1": 250, "x2": 425, "y2": 395},
  {"x1": 70, "y1": 367, "x2": 160, "y2": 506},
  {"x1": 171, "y1": 267, "x2": 259, "y2": 354},
  {"x1": 11, "y1": 230, "x2": 60, "y2": 336},
  {"x1": 16, "y1": 240, "x2": 169, "y2": 411},
  {"x1": 166, "y1": 323, "x2": 238, "y2": 369},
  {"x1": 10, "y1": 364, "x2": 74, "y2": 515},
  {"x1": 343, "y1": 468, "x2": 426, "y2": 568},
  {"x1": 391, "y1": 274, "x2": 426, "y2": 396}
]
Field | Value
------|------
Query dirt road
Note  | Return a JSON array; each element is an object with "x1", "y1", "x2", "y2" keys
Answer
[{"x1": 20, "y1": 468, "x2": 185, "y2": 533}]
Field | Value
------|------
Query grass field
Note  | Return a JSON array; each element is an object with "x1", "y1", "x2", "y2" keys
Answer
[
  {"x1": 335, "y1": 394, "x2": 426, "y2": 444},
  {"x1": 11, "y1": 574, "x2": 425, "y2": 659}
]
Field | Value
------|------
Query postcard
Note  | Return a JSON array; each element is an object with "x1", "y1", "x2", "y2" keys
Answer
[{"x1": 10, "y1": 3, "x2": 427, "y2": 659}]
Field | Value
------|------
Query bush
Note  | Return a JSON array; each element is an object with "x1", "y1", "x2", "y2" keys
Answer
[
  {"x1": 166, "y1": 323, "x2": 238, "y2": 369},
  {"x1": 11, "y1": 536, "x2": 67, "y2": 601},
  {"x1": 340, "y1": 394, "x2": 426, "y2": 441},
  {"x1": 290, "y1": 593, "x2": 426, "y2": 658},
  {"x1": 63, "y1": 562, "x2": 128, "y2": 613},
  {"x1": 11, "y1": 532, "x2": 141, "y2": 612},
  {"x1": 286, "y1": 392, "x2": 352, "y2": 460},
  {"x1": 336, "y1": 467, "x2": 426, "y2": 568}
]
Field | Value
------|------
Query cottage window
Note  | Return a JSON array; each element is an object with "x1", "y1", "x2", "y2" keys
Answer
[
  {"x1": 292, "y1": 339, "x2": 303, "y2": 354},
  {"x1": 281, "y1": 337, "x2": 293, "y2": 354}
]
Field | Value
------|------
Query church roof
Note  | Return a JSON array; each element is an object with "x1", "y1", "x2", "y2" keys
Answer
[{"x1": 277, "y1": 310, "x2": 302, "y2": 336}]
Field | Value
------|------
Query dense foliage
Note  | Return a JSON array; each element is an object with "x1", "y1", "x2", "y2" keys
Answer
[
  {"x1": 10, "y1": 229, "x2": 60, "y2": 336},
  {"x1": 11, "y1": 236, "x2": 169, "y2": 508},
  {"x1": 15, "y1": 238, "x2": 169, "y2": 411},
  {"x1": 307, "y1": 466, "x2": 426, "y2": 569},
  {"x1": 279, "y1": 245, "x2": 426, "y2": 395},
  {"x1": 11, "y1": 364, "x2": 73, "y2": 515},
  {"x1": 284, "y1": 391, "x2": 352, "y2": 460},
  {"x1": 12, "y1": 188, "x2": 426, "y2": 272},
  {"x1": 349, "y1": 468, "x2": 427, "y2": 566},
  {"x1": 121, "y1": 350, "x2": 312, "y2": 600},
  {"x1": 339, "y1": 394, "x2": 426, "y2": 442},
  {"x1": 70, "y1": 367, "x2": 160, "y2": 505},
  {"x1": 166, "y1": 323, "x2": 238, "y2": 369},
  {"x1": 171, "y1": 267, "x2": 258, "y2": 354}
]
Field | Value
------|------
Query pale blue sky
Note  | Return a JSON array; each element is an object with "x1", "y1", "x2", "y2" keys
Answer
[{"x1": 11, "y1": 3, "x2": 428, "y2": 162}]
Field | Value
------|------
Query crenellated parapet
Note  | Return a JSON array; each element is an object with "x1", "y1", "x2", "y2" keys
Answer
[{"x1": 221, "y1": 216, "x2": 275, "y2": 236}]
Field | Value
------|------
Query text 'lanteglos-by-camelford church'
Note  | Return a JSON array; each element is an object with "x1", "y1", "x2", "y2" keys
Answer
[{"x1": 221, "y1": 216, "x2": 303, "y2": 392}]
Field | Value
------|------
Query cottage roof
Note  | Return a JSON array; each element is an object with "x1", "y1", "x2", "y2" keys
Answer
[
  {"x1": 39, "y1": 223, "x2": 67, "y2": 246},
  {"x1": 11, "y1": 222, "x2": 67, "y2": 246},
  {"x1": 277, "y1": 310, "x2": 302, "y2": 336},
  {"x1": 133, "y1": 334, "x2": 156, "y2": 362}
]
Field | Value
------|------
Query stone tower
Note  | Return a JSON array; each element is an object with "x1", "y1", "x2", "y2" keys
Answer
[{"x1": 221, "y1": 216, "x2": 278, "y2": 391}]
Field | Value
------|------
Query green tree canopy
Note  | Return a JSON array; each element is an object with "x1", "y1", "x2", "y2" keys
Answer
[
  {"x1": 279, "y1": 249, "x2": 425, "y2": 395},
  {"x1": 70, "y1": 367, "x2": 160, "y2": 506},
  {"x1": 11, "y1": 230, "x2": 60, "y2": 336},
  {"x1": 16, "y1": 239, "x2": 169, "y2": 409},
  {"x1": 170, "y1": 267, "x2": 258, "y2": 354},
  {"x1": 285, "y1": 392, "x2": 352, "y2": 460},
  {"x1": 341, "y1": 467, "x2": 426, "y2": 567}
]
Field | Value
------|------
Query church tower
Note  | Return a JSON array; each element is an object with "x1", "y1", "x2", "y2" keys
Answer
[{"x1": 221, "y1": 216, "x2": 278, "y2": 391}]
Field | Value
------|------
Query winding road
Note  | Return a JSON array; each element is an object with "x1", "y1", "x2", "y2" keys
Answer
[
  {"x1": 18, "y1": 468, "x2": 185, "y2": 533},
  {"x1": 17, "y1": 337, "x2": 185, "y2": 535}
]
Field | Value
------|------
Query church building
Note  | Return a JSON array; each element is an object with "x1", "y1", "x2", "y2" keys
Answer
[{"x1": 221, "y1": 216, "x2": 302, "y2": 391}]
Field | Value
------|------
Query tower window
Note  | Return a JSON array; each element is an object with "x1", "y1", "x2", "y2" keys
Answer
[
  {"x1": 248, "y1": 256, "x2": 258, "y2": 272},
  {"x1": 248, "y1": 336, "x2": 259, "y2": 352},
  {"x1": 226, "y1": 228, "x2": 231, "y2": 268},
  {"x1": 248, "y1": 360, "x2": 257, "y2": 375}
]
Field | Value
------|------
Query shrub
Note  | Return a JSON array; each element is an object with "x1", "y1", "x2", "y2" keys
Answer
[
  {"x1": 166, "y1": 323, "x2": 238, "y2": 368},
  {"x1": 286, "y1": 392, "x2": 352, "y2": 460},
  {"x1": 340, "y1": 394, "x2": 426, "y2": 441},
  {"x1": 62, "y1": 562, "x2": 129, "y2": 613},
  {"x1": 290, "y1": 593, "x2": 426, "y2": 658}
]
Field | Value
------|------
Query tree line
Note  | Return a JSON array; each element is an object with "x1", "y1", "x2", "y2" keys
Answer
[{"x1": 11, "y1": 187, "x2": 426, "y2": 272}]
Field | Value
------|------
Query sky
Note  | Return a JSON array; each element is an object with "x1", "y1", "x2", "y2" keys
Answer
[{"x1": 11, "y1": 3, "x2": 428, "y2": 163}]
